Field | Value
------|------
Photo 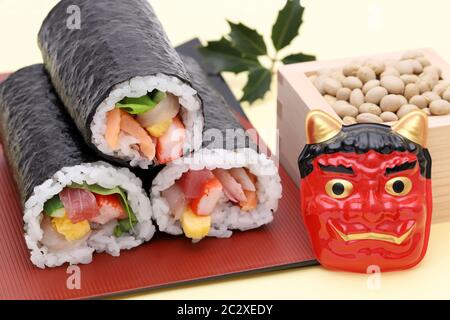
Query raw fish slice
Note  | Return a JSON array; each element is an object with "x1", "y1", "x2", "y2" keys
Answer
[
  {"x1": 59, "y1": 188, "x2": 99, "y2": 223},
  {"x1": 229, "y1": 168, "x2": 256, "y2": 191},
  {"x1": 177, "y1": 169, "x2": 213, "y2": 199},
  {"x1": 213, "y1": 169, "x2": 247, "y2": 203}
]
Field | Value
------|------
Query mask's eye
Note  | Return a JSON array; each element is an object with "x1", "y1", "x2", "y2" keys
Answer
[
  {"x1": 325, "y1": 179, "x2": 353, "y2": 199},
  {"x1": 385, "y1": 177, "x2": 413, "y2": 196}
]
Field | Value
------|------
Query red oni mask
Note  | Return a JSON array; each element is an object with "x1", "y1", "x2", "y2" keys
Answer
[{"x1": 298, "y1": 110, "x2": 432, "y2": 273}]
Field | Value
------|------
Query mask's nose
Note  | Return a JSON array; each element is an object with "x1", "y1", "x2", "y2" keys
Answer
[{"x1": 362, "y1": 182, "x2": 384, "y2": 223}]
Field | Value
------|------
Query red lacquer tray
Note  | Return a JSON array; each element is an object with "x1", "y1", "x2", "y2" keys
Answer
[{"x1": 0, "y1": 42, "x2": 316, "y2": 300}]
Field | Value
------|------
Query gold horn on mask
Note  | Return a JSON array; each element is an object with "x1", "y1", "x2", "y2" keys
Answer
[
  {"x1": 305, "y1": 110, "x2": 342, "y2": 144},
  {"x1": 391, "y1": 110, "x2": 428, "y2": 148}
]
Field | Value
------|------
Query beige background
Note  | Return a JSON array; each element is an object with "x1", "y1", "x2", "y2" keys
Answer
[{"x1": 1, "y1": 0, "x2": 450, "y2": 299}]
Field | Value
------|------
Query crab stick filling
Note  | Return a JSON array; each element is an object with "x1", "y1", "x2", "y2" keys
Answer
[
  {"x1": 104, "y1": 90, "x2": 186, "y2": 164},
  {"x1": 162, "y1": 168, "x2": 258, "y2": 240},
  {"x1": 40, "y1": 185, "x2": 137, "y2": 251}
]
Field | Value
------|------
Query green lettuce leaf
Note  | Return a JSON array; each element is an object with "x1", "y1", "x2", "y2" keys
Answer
[
  {"x1": 68, "y1": 183, "x2": 137, "y2": 236},
  {"x1": 116, "y1": 90, "x2": 166, "y2": 115}
]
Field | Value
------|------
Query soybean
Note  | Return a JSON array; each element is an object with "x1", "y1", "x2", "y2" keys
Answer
[
  {"x1": 364, "y1": 59, "x2": 385, "y2": 75},
  {"x1": 332, "y1": 101, "x2": 359, "y2": 118},
  {"x1": 365, "y1": 86, "x2": 388, "y2": 104},
  {"x1": 423, "y1": 91, "x2": 441, "y2": 102},
  {"x1": 336, "y1": 87, "x2": 352, "y2": 101},
  {"x1": 356, "y1": 113, "x2": 383, "y2": 124},
  {"x1": 380, "y1": 67, "x2": 400, "y2": 78},
  {"x1": 380, "y1": 111, "x2": 399, "y2": 122},
  {"x1": 359, "y1": 103, "x2": 382, "y2": 115},
  {"x1": 323, "y1": 78, "x2": 342, "y2": 96},
  {"x1": 433, "y1": 81, "x2": 450, "y2": 96},
  {"x1": 343, "y1": 63, "x2": 360, "y2": 77},
  {"x1": 357, "y1": 66, "x2": 376, "y2": 83},
  {"x1": 381, "y1": 76, "x2": 405, "y2": 94},
  {"x1": 324, "y1": 94, "x2": 337, "y2": 106},
  {"x1": 395, "y1": 60, "x2": 414, "y2": 75},
  {"x1": 350, "y1": 89, "x2": 365, "y2": 107},
  {"x1": 400, "y1": 74, "x2": 419, "y2": 85},
  {"x1": 409, "y1": 95, "x2": 429, "y2": 109},
  {"x1": 343, "y1": 116, "x2": 357, "y2": 125},
  {"x1": 362, "y1": 79, "x2": 380, "y2": 95},
  {"x1": 342, "y1": 76, "x2": 363, "y2": 90},
  {"x1": 429, "y1": 99, "x2": 450, "y2": 115},
  {"x1": 380, "y1": 94, "x2": 403, "y2": 112},
  {"x1": 404, "y1": 83, "x2": 420, "y2": 100}
]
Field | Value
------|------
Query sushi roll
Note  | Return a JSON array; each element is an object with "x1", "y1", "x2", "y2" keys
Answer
[
  {"x1": 150, "y1": 56, "x2": 282, "y2": 241},
  {"x1": 38, "y1": 0, "x2": 203, "y2": 168},
  {"x1": 0, "y1": 65, "x2": 155, "y2": 268}
]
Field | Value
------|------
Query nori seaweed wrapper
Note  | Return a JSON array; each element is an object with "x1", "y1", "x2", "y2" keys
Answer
[
  {"x1": 0, "y1": 64, "x2": 97, "y2": 204},
  {"x1": 38, "y1": 0, "x2": 192, "y2": 164},
  {"x1": 180, "y1": 55, "x2": 257, "y2": 151}
]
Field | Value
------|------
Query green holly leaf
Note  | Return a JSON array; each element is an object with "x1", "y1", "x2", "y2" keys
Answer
[
  {"x1": 271, "y1": 0, "x2": 304, "y2": 51},
  {"x1": 228, "y1": 21, "x2": 267, "y2": 56},
  {"x1": 241, "y1": 68, "x2": 272, "y2": 103},
  {"x1": 198, "y1": 37, "x2": 261, "y2": 73},
  {"x1": 282, "y1": 52, "x2": 316, "y2": 64}
]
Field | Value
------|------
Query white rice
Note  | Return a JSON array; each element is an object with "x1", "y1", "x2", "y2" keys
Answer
[
  {"x1": 151, "y1": 148, "x2": 282, "y2": 240},
  {"x1": 24, "y1": 161, "x2": 155, "y2": 268},
  {"x1": 91, "y1": 74, "x2": 203, "y2": 168}
]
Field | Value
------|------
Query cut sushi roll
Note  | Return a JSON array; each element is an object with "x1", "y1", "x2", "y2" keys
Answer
[
  {"x1": 91, "y1": 75, "x2": 201, "y2": 168},
  {"x1": 27, "y1": 163, "x2": 154, "y2": 268},
  {"x1": 151, "y1": 149, "x2": 281, "y2": 240},
  {"x1": 38, "y1": 0, "x2": 203, "y2": 168},
  {"x1": 150, "y1": 56, "x2": 282, "y2": 241},
  {"x1": 0, "y1": 65, "x2": 155, "y2": 268}
]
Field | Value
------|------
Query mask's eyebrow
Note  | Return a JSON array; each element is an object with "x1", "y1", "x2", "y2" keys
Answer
[
  {"x1": 385, "y1": 161, "x2": 417, "y2": 175},
  {"x1": 319, "y1": 163, "x2": 354, "y2": 175}
]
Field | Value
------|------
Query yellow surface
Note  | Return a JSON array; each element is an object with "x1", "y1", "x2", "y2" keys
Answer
[
  {"x1": 127, "y1": 221, "x2": 450, "y2": 300},
  {"x1": 51, "y1": 214, "x2": 91, "y2": 241},
  {"x1": 181, "y1": 207, "x2": 212, "y2": 240},
  {"x1": 1, "y1": 0, "x2": 450, "y2": 299},
  {"x1": 146, "y1": 118, "x2": 173, "y2": 138}
]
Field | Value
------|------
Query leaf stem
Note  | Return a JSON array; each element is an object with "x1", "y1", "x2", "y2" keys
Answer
[{"x1": 270, "y1": 52, "x2": 279, "y2": 74}]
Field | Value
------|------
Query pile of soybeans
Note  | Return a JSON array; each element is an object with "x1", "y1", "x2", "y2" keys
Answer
[{"x1": 309, "y1": 50, "x2": 450, "y2": 124}]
